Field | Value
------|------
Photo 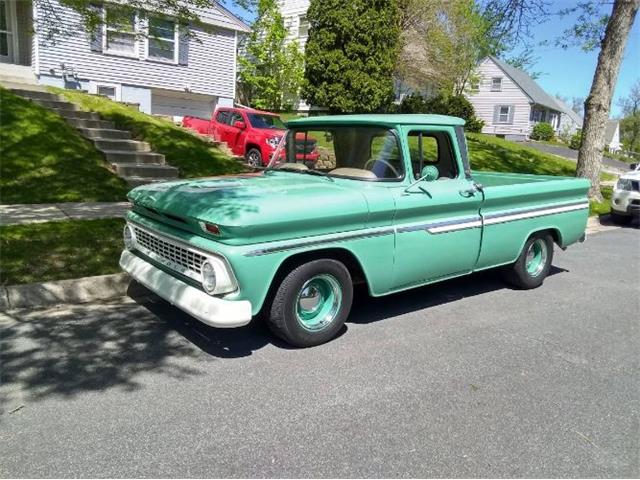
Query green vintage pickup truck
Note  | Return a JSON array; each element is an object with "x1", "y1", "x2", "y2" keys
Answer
[{"x1": 120, "y1": 114, "x2": 590, "y2": 347}]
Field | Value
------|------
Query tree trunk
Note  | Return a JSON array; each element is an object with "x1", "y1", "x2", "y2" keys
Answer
[{"x1": 576, "y1": 0, "x2": 639, "y2": 200}]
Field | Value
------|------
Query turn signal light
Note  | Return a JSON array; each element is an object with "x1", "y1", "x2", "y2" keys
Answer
[{"x1": 201, "y1": 222, "x2": 221, "y2": 235}]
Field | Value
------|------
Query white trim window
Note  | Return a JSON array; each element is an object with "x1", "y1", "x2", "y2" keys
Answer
[
  {"x1": 497, "y1": 105, "x2": 512, "y2": 124},
  {"x1": 104, "y1": 7, "x2": 137, "y2": 56},
  {"x1": 147, "y1": 15, "x2": 178, "y2": 62},
  {"x1": 298, "y1": 15, "x2": 309, "y2": 38},
  {"x1": 491, "y1": 77, "x2": 502, "y2": 92}
]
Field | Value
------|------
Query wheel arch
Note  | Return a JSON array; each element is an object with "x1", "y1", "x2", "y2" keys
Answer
[{"x1": 257, "y1": 247, "x2": 370, "y2": 316}]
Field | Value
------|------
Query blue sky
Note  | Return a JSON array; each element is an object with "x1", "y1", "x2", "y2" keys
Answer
[{"x1": 226, "y1": 1, "x2": 639, "y2": 117}]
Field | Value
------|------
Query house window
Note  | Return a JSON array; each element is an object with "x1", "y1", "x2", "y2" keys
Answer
[
  {"x1": 491, "y1": 77, "x2": 502, "y2": 92},
  {"x1": 298, "y1": 15, "x2": 309, "y2": 38},
  {"x1": 148, "y1": 15, "x2": 177, "y2": 62},
  {"x1": 497, "y1": 105, "x2": 512, "y2": 124},
  {"x1": 104, "y1": 8, "x2": 137, "y2": 56},
  {"x1": 97, "y1": 85, "x2": 116, "y2": 99}
]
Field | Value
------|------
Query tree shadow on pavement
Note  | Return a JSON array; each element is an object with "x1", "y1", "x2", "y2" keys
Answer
[{"x1": 0, "y1": 300, "x2": 204, "y2": 408}]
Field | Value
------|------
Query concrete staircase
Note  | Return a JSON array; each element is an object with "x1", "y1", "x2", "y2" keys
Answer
[{"x1": 8, "y1": 88, "x2": 178, "y2": 186}]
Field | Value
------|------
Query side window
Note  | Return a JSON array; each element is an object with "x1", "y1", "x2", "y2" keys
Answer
[
  {"x1": 230, "y1": 112, "x2": 244, "y2": 126},
  {"x1": 408, "y1": 131, "x2": 458, "y2": 180},
  {"x1": 215, "y1": 110, "x2": 230, "y2": 125},
  {"x1": 491, "y1": 77, "x2": 503, "y2": 92}
]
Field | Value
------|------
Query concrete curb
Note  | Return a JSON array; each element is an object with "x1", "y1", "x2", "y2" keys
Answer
[{"x1": 0, "y1": 273, "x2": 132, "y2": 310}]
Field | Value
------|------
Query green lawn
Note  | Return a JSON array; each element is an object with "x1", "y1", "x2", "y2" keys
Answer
[
  {"x1": 52, "y1": 88, "x2": 245, "y2": 178},
  {"x1": 0, "y1": 88, "x2": 129, "y2": 204},
  {"x1": 0, "y1": 219, "x2": 125, "y2": 285}
]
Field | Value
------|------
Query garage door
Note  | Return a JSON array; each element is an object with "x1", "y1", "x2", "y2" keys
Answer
[{"x1": 151, "y1": 90, "x2": 218, "y2": 120}]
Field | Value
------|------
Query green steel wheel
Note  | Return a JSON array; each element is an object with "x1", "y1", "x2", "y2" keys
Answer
[
  {"x1": 268, "y1": 259, "x2": 353, "y2": 347},
  {"x1": 503, "y1": 233, "x2": 554, "y2": 289}
]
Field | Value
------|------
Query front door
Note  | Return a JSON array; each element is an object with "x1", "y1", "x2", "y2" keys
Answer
[
  {"x1": 391, "y1": 126, "x2": 483, "y2": 290},
  {"x1": 0, "y1": 0, "x2": 17, "y2": 64}
]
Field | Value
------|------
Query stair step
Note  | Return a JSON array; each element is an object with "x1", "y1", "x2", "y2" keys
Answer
[
  {"x1": 95, "y1": 139, "x2": 150, "y2": 152},
  {"x1": 31, "y1": 98, "x2": 78, "y2": 110},
  {"x1": 0, "y1": 77, "x2": 39, "y2": 87},
  {"x1": 104, "y1": 151, "x2": 165, "y2": 164},
  {"x1": 113, "y1": 163, "x2": 178, "y2": 178},
  {"x1": 77, "y1": 128, "x2": 131, "y2": 140},
  {"x1": 8, "y1": 88, "x2": 59, "y2": 99},
  {"x1": 51, "y1": 108, "x2": 100, "y2": 120},
  {"x1": 124, "y1": 177, "x2": 176, "y2": 187},
  {"x1": 67, "y1": 118, "x2": 115, "y2": 129}
]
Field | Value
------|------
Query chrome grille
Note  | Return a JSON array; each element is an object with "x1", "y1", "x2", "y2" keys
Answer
[{"x1": 132, "y1": 225, "x2": 206, "y2": 279}]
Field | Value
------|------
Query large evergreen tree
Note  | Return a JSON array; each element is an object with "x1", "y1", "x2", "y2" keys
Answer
[{"x1": 302, "y1": 0, "x2": 401, "y2": 113}]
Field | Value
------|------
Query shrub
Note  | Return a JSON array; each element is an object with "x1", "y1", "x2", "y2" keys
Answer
[
  {"x1": 569, "y1": 130, "x2": 582, "y2": 150},
  {"x1": 399, "y1": 93, "x2": 484, "y2": 132},
  {"x1": 530, "y1": 122, "x2": 555, "y2": 141}
]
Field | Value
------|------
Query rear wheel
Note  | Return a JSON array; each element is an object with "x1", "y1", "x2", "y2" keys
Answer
[
  {"x1": 502, "y1": 233, "x2": 554, "y2": 289},
  {"x1": 267, "y1": 259, "x2": 353, "y2": 347},
  {"x1": 610, "y1": 210, "x2": 632, "y2": 225},
  {"x1": 246, "y1": 148, "x2": 263, "y2": 168}
]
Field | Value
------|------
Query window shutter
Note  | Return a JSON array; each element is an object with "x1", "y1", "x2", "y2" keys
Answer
[
  {"x1": 178, "y1": 26, "x2": 189, "y2": 65},
  {"x1": 493, "y1": 105, "x2": 500, "y2": 124},
  {"x1": 507, "y1": 106, "x2": 515, "y2": 125},
  {"x1": 88, "y1": 4, "x2": 104, "y2": 52}
]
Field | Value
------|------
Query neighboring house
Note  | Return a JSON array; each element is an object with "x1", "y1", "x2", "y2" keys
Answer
[
  {"x1": 278, "y1": 0, "x2": 310, "y2": 111},
  {"x1": 606, "y1": 120, "x2": 622, "y2": 153},
  {"x1": 466, "y1": 56, "x2": 564, "y2": 141},
  {"x1": 554, "y1": 97, "x2": 583, "y2": 137},
  {"x1": 0, "y1": 0, "x2": 249, "y2": 119}
]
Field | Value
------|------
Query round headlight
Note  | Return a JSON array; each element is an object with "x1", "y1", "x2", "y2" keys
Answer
[
  {"x1": 201, "y1": 261, "x2": 217, "y2": 294},
  {"x1": 123, "y1": 225, "x2": 135, "y2": 250}
]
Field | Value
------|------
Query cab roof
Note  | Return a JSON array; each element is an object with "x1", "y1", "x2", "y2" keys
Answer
[{"x1": 285, "y1": 114, "x2": 466, "y2": 128}]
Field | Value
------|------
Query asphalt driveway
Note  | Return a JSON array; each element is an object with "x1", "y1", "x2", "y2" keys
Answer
[
  {"x1": 520, "y1": 142, "x2": 631, "y2": 173},
  {"x1": 1, "y1": 228, "x2": 639, "y2": 478}
]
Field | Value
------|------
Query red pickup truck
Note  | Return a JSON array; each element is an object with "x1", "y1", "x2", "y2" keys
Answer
[{"x1": 182, "y1": 107, "x2": 320, "y2": 167}]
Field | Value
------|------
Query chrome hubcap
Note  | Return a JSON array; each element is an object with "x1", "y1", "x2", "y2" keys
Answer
[
  {"x1": 295, "y1": 274, "x2": 342, "y2": 332},
  {"x1": 248, "y1": 152, "x2": 261, "y2": 166},
  {"x1": 525, "y1": 239, "x2": 548, "y2": 277}
]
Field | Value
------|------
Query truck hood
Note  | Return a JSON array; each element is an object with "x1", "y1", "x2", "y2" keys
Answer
[{"x1": 128, "y1": 173, "x2": 370, "y2": 245}]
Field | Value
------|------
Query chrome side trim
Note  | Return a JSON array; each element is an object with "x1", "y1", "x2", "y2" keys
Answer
[
  {"x1": 245, "y1": 227, "x2": 395, "y2": 257},
  {"x1": 483, "y1": 201, "x2": 589, "y2": 226},
  {"x1": 396, "y1": 215, "x2": 482, "y2": 235},
  {"x1": 243, "y1": 201, "x2": 588, "y2": 256}
]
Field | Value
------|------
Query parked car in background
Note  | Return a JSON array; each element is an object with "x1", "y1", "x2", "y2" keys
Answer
[
  {"x1": 182, "y1": 107, "x2": 320, "y2": 167},
  {"x1": 121, "y1": 114, "x2": 590, "y2": 348},
  {"x1": 610, "y1": 163, "x2": 640, "y2": 224}
]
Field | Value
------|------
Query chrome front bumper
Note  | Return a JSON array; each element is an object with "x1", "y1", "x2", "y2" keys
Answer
[{"x1": 120, "y1": 250, "x2": 252, "y2": 328}]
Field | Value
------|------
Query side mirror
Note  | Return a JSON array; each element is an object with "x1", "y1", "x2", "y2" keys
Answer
[
  {"x1": 233, "y1": 121, "x2": 246, "y2": 130},
  {"x1": 630, "y1": 163, "x2": 638, "y2": 170}
]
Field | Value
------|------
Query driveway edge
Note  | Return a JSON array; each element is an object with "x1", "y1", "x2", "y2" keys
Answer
[{"x1": 0, "y1": 273, "x2": 131, "y2": 310}]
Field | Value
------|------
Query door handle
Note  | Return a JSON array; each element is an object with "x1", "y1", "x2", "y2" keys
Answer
[{"x1": 459, "y1": 188, "x2": 476, "y2": 198}]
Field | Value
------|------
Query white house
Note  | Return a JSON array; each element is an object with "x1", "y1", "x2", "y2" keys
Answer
[
  {"x1": 466, "y1": 56, "x2": 565, "y2": 141},
  {"x1": 606, "y1": 120, "x2": 622, "y2": 153},
  {"x1": 554, "y1": 97, "x2": 583, "y2": 138},
  {"x1": 0, "y1": 0, "x2": 249, "y2": 118}
]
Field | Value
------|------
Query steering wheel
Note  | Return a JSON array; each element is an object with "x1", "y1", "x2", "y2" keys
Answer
[{"x1": 363, "y1": 158, "x2": 400, "y2": 178}]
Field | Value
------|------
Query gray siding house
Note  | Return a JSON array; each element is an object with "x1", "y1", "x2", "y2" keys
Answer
[
  {"x1": 0, "y1": 0, "x2": 249, "y2": 118},
  {"x1": 466, "y1": 56, "x2": 564, "y2": 141}
]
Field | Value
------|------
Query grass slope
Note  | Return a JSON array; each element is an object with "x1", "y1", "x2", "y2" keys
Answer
[
  {"x1": 0, "y1": 219, "x2": 124, "y2": 285},
  {"x1": 53, "y1": 88, "x2": 244, "y2": 178},
  {"x1": 0, "y1": 88, "x2": 129, "y2": 204}
]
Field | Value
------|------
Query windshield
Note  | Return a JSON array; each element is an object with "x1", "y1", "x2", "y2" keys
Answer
[
  {"x1": 267, "y1": 126, "x2": 404, "y2": 181},
  {"x1": 247, "y1": 113, "x2": 286, "y2": 130}
]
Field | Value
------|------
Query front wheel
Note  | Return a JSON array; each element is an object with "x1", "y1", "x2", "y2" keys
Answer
[
  {"x1": 502, "y1": 233, "x2": 554, "y2": 289},
  {"x1": 246, "y1": 148, "x2": 263, "y2": 168},
  {"x1": 267, "y1": 259, "x2": 353, "y2": 347}
]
